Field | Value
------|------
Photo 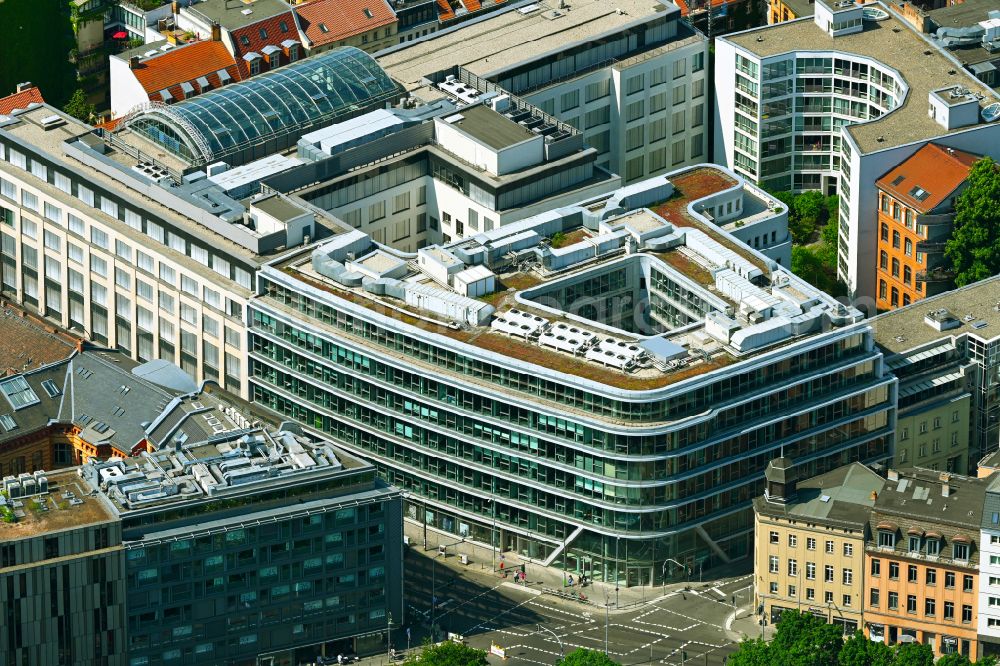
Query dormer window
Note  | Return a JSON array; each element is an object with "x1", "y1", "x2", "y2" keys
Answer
[
  {"x1": 319, "y1": 22, "x2": 329, "y2": 33},
  {"x1": 953, "y1": 542, "x2": 970, "y2": 561},
  {"x1": 877, "y1": 524, "x2": 896, "y2": 548},
  {"x1": 908, "y1": 536, "x2": 921, "y2": 553},
  {"x1": 280, "y1": 20, "x2": 289, "y2": 32},
  {"x1": 363, "y1": 7, "x2": 374, "y2": 18},
  {"x1": 926, "y1": 537, "x2": 940, "y2": 557},
  {"x1": 259, "y1": 27, "x2": 268, "y2": 39},
  {"x1": 240, "y1": 35, "x2": 250, "y2": 46}
]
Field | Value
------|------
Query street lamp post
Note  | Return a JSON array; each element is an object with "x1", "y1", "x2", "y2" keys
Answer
[
  {"x1": 661, "y1": 558, "x2": 685, "y2": 592},
  {"x1": 387, "y1": 612, "x2": 394, "y2": 661},
  {"x1": 491, "y1": 499, "x2": 497, "y2": 572},
  {"x1": 614, "y1": 536, "x2": 620, "y2": 608},
  {"x1": 536, "y1": 624, "x2": 564, "y2": 660},
  {"x1": 604, "y1": 589, "x2": 611, "y2": 656}
]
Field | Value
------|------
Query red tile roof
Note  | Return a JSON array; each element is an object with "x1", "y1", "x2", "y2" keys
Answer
[
  {"x1": 227, "y1": 12, "x2": 300, "y2": 79},
  {"x1": 95, "y1": 117, "x2": 123, "y2": 132},
  {"x1": 877, "y1": 143, "x2": 981, "y2": 212},
  {"x1": 131, "y1": 41, "x2": 242, "y2": 105},
  {"x1": 296, "y1": 0, "x2": 396, "y2": 47},
  {"x1": 437, "y1": 0, "x2": 455, "y2": 21},
  {"x1": 0, "y1": 86, "x2": 45, "y2": 115}
]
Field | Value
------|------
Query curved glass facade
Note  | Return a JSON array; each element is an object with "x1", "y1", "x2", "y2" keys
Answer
[
  {"x1": 248, "y1": 268, "x2": 896, "y2": 587},
  {"x1": 126, "y1": 47, "x2": 399, "y2": 165}
]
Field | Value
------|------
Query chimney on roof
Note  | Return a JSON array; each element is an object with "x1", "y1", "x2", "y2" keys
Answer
[
  {"x1": 75, "y1": 339, "x2": 86, "y2": 353},
  {"x1": 764, "y1": 457, "x2": 797, "y2": 505},
  {"x1": 15, "y1": 82, "x2": 33, "y2": 93},
  {"x1": 172, "y1": 1, "x2": 180, "y2": 16},
  {"x1": 211, "y1": 21, "x2": 222, "y2": 41},
  {"x1": 870, "y1": 490, "x2": 878, "y2": 501},
  {"x1": 129, "y1": 55, "x2": 141, "y2": 69}
]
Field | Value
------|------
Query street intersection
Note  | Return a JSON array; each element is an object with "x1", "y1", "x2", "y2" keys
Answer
[{"x1": 401, "y1": 546, "x2": 753, "y2": 666}]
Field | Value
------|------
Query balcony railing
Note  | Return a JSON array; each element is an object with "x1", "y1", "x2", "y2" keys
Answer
[
  {"x1": 916, "y1": 240, "x2": 947, "y2": 253},
  {"x1": 916, "y1": 267, "x2": 954, "y2": 283},
  {"x1": 916, "y1": 212, "x2": 956, "y2": 226}
]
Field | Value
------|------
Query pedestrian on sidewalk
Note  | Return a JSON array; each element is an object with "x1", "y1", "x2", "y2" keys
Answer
[{"x1": 568, "y1": 574, "x2": 575, "y2": 587}]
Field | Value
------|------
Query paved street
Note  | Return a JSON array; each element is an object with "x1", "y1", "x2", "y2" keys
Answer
[{"x1": 385, "y1": 544, "x2": 755, "y2": 666}]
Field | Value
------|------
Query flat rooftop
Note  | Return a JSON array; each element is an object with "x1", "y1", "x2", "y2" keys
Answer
[
  {"x1": 925, "y1": 0, "x2": 999, "y2": 31},
  {"x1": 80, "y1": 427, "x2": 368, "y2": 517},
  {"x1": 446, "y1": 104, "x2": 536, "y2": 150},
  {"x1": 183, "y1": 0, "x2": 292, "y2": 29},
  {"x1": 0, "y1": 105, "x2": 341, "y2": 271},
  {"x1": 269, "y1": 166, "x2": 859, "y2": 399},
  {"x1": 0, "y1": 107, "x2": 261, "y2": 275},
  {"x1": 379, "y1": 0, "x2": 675, "y2": 91},
  {"x1": 724, "y1": 10, "x2": 998, "y2": 154},
  {"x1": 870, "y1": 275, "x2": 1000, "y2": 353},
  {"x1": 0, "y1": 470, "x2": 115, "y2": 540}
]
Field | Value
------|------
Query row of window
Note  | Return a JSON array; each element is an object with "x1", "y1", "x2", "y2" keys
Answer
[
  {"x1": 869, "y1": 589, "x2": 973, "y2": 622},
  {"x1": 0, "y1": 149, "x2": 253, "y2": 288},
  {"x1": 871, "y1": 559, "x2": 975, "y2": 590},
  {"x1": 768, "y1": 531, "x2": 855, "y2": 556},
  {"x1": 767, "y1": 582, "x2": 852, "y2": 608},
  {"x1": 768, "y1": 556, "x2": 854, "y2": 584},
  {"x1": 876, "y1": 531, "x2": 971, "y2": 561}
]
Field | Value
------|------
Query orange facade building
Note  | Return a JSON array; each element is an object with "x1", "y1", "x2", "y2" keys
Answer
[
  {"x1": 864, "y1": 469, "x2": 987, "y2": 659},
  {"x1": 874, "y1": 144, "x2": 978, "y2": 311}
]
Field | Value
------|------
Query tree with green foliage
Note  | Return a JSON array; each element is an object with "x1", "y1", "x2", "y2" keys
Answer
[
  {"x1": 891, "y1": 642, "x2": 934, "y2": 666},
  {"x1": 838, "y1": 632, "x2": 894, "y2": 666},
  {"x1": 63, "y1": 89, "x2": 95, "y2": 123},
  {"x1": 404, "y1": 641, "x2": 489, "y2": 666},
  {"x1": 945, "y1": 157, "x2": 1000, "y2": 287},
  {"x1": 937, "y1": 654, "x2": 973, "y2": 666},
  {"x1": 554, "y1": 647, "x2": 621, "y2": 666},
  {"x1": 769, "y1": 609, "x2": 844, "y2": 666},
  {"x1": 727, "y1": 638, "x2": 773, "y2": 666},
  {"x1": 728, "y1": 610, "x2": 997, "y2": 666}
]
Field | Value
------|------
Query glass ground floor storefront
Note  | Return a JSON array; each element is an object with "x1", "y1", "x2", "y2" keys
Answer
[{"x1": 400, "y1": 494, "x2": 753, "y2": 587}]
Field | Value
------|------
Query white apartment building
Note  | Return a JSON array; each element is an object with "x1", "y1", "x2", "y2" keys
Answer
[
  {"x1": 378, "y1": 0, "x2": 710, "y2": 183},
  {"x1": 981, "y1": 474, "x2": 1000, "y2": 657},
  {"x1": 714, "y1": 0, "x2": 1000, "y2": 300}
]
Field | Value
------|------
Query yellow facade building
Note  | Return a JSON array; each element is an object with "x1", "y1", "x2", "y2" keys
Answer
[{"x1": 754, "y1": 458, "x2": 886, "y2": 633}]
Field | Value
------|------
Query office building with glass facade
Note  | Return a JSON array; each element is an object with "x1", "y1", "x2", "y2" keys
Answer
[
  {"x1": 247, "y1": 166, "x2": 895, "y2": 586},
  {"x1": 714, "y1": 1, "x2": 1000, "y2": 300},
  {"x1": 0, "y1": 422, "x2": 402, "y2": 666}
]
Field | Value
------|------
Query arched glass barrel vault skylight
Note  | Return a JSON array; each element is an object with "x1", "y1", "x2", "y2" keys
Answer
[{"x1": 125, "y1": 47, "x2": 400, "y2": 165}]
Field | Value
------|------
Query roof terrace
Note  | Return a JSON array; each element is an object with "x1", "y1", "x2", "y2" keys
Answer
[
  {"x1": 0, "y1": 469, "x2": 115, "y2": 540},
  {"x1": 265, "y1": 165, "x2": 859, "y2": 393}
]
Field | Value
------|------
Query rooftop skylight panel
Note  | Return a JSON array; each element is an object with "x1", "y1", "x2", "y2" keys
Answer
[
  {"x1": 0, "y1": 414, "x2": 16, "y2": 432},
  {"x1": 41, "y1": 380, "x2": 61, "y2": 398},
  {"x1": 0, "y1": 376, "x2": 40, "y2": 410}
]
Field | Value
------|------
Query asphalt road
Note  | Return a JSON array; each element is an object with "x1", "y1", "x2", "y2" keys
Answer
[{"x1": 399, "y1": 548, "x2": 752, "y2": 666}]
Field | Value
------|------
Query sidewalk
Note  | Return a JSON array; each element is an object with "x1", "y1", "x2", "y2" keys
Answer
[
  {"x1": 404, "y1": 520, "x2": 745, "y2": 613},
  {"x1": 726, "y1": 606, "x2": 775, "y2": 643}
]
